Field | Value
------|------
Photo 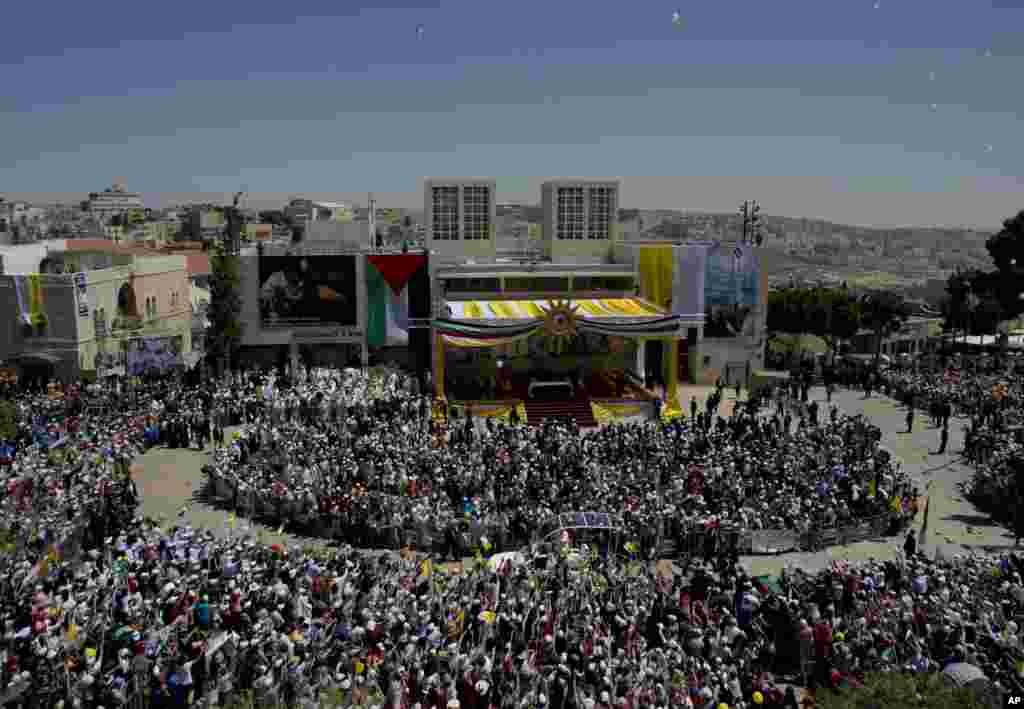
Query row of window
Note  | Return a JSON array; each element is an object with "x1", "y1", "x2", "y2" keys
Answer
[
  {"x1": 441, "y1": 276, "x2": 635, "y2": 293},
  {"x1": 431, "y1": 186, "x2": 494, "y2": 240},
  {"x1": 556, "y1": 186, "x2": 614, "y2": 240}
]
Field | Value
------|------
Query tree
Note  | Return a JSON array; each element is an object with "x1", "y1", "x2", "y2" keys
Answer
[
  {"x1": 818, "y1": 288, "x2": 862, "y2": 361},
  {"x1": 984, "y1": 208, "x2": 1024, "y2": 320},
  {"x1": 205, "y1": 242, "x2": 243, "y2": 373},
  {"x1": 941, "y1": 268, "x2": 977, "y2": 343},
  {"x1": 859, "y1": 291, "x2": 908, "y2": 366},
  {"x1": 815, "y1": 671, "x2": 991, "y2": 709}
]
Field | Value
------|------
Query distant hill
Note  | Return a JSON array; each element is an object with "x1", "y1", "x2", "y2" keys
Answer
[{"x1": 613, "y1": 209, "x2": 993, "y2": 296}]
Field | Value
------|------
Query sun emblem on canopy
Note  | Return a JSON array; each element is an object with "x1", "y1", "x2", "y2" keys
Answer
[{"x1": 540, "y1": 300, "x2": 579, "y2": 353}]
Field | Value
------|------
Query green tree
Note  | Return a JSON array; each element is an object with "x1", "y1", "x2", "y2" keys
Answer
[
  {"x1": 205, "y1": 242, "x2": 243, "y2": 372},
  {"x1": 984, "y1": 208, "x2": 1024, "y2": 320},
  {"x1": 815, "y1": 672, "x2": 992, "y2": 709},
  {"x1": 941, "y1": 268, "x2": 978, "y2": 342},
  {"x1": 0, "y1": 400, "x2": 18, "y2": 440},
  {"x1": 859, "y1": 291, "x2": 908, "y2": 366},
  {"x1": 817, "y1": 288, "x2": 862, "y2": 361}
]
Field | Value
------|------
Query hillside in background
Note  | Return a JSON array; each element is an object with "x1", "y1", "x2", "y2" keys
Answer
[{"x1": 617, "y1": 209, "x2": 994, "y2": 297}]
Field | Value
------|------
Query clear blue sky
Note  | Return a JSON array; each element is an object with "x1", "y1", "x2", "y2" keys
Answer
[{"x1": 1, "y1": 0, "x2": 1021, "y2": 228}]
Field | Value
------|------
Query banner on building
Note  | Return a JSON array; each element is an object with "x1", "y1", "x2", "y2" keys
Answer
[
  {"x1": 366, "y1": 254, "x2": 427, "y2": 347},
  {"x1": 126, "y1": 337, "x2": 183, "y2": 375},
  {"x1": 704, "y1": 242, "x2": 759, "y2": 309},
  {"x1": 258, "y1": 255, "x2": 358, "y2": 328},
  {"x1": 74, "y1": 273, "x2": 89, "y2": 317}
]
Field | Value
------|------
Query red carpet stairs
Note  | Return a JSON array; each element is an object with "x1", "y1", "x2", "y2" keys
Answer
[{"x1": 523, "y1": 397, "x2": 598, "y2": 428}]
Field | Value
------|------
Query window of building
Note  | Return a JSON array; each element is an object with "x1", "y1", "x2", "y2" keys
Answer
[
  {"x1": 463, "y1": 186, "x2": 491, "y2": 240},
  {"x1": 556, "y1": 187, "x2": 585, "y2": 240},
  {"x1": 431, "y1": 186, "x2": 460, "y2": 241},
  {"x1": 588, "y1": 187, "x2": 613, "y2": 240},
  {"x1": 573, "y1": 276, "x2": 634, "y2": 292},
  {"x1": 504, "y1": 277, "x2": 570, "y2": 293},
  {"x1": 443, "y1": 277, "x2": 501, "y2": 293}
]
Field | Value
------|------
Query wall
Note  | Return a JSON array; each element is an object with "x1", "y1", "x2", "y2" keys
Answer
[
  {"x1": 424, "y1": 179, "x2": 498, "y2": 264},
  {"x1": 304, "y1": 221, "x2": 367, "y2": 249},
  {"x1": 540, "y1": 182, "x2": 620, "y2": 265},
  {"x1": 129, "y1": 255, "x2": 192, "y2": 344},
  {"x1": 0, "y1": 274, "x2": 82, "y2": 380},
  {"x1": 237, "y1": 249, "x2": 368, "y2": 350},
  {"x1": 0, "y1": 240, "x2": 66, "y2": 275}
]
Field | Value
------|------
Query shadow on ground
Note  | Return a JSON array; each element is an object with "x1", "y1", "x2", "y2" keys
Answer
[{"x1": 942, "y1": 513, "x2": 1000, "y2": 527}]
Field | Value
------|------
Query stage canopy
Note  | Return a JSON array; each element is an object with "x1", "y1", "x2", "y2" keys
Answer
[
  {"x1": 446, "y1": 298, "x2": 665, "y2": 320},
  {"x1": 433, "y1": 297, "x2": 682, "y2": 348}
]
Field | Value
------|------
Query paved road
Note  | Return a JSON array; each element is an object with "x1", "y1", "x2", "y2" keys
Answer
[
  {"x1": 132, "y1": 434, "x2": 331, "y2": 553},
  {"x1": 739, "y1": 384, "x2": 1013, "y2": 577},
  {"x1": 131, "y1": 386, "x2": 1013, "y2": 572}
]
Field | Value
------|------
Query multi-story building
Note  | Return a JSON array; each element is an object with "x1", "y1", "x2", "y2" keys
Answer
[
  {"x1": 424, "y1": 178, "x2": 496, "y2": 262},
  {"x1": 86, "y1": 183, "x2": 144, "y2": 223},
  {"x1": 540, "y1": 179, "x2": 620, "y2": 263},
  {"x1": 284, "y1": 199, "x2": 355, "y2": 226},
  {"x1": 189, "y1": 207, "x2": 226, "y2": 242},
  {"x1": 0, "y1": 244, "x2": 193, "y2": 383}
]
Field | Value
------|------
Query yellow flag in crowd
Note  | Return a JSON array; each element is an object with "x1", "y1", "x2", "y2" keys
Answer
[
  {"x1": 420, "y1": 559, "x2": 433, "y2": 578},
  {"x1": 867, "y1": 479, "x2": 877, "y2": 499},
  {"x1": 227, "y1": 513, "x2": 236, "y2": 529},
  {"x1": 889, "y1": 496, "x2": 903, "y2": 514},
  {"x1": 355, "y1": 660, "x2": 365, "y2": 675}
]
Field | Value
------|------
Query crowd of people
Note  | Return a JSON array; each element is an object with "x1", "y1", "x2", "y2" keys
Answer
[
  {"x1": 0, "y1": 362, "x2": 1019, "y2": 709},
  {"x1": 199, "y1": 367, "x2": 911, "y2": 559}
]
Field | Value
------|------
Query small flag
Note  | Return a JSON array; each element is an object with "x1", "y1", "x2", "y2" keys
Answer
[
  {"x1": 227, "y1": 513, "x2": 236, "y2": 529},
  {"x1": 419, "y1": 559, "x2": 433, "y2": 578},
  {"x1": 355, "y1": 660, "x2": 365, "y2": 675}
]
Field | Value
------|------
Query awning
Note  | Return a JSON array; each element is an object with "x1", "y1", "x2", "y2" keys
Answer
[
  {"x1": 435, "y1": 297, "x2": 682, "y2": 346},
  {"x1": 445, "y1": 298, "x2": 665, "y2": 320}
]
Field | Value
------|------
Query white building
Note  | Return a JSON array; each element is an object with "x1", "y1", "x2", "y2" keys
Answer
[
  {"x1": 423, "y1": 178, "x2": 497, "y2": 263},
  {"x1": 540, "y1": 179, "x2": 620, "y2": 264},
  {"x1": 87, "y1": 183, "x2": 144, "y2": 222}
]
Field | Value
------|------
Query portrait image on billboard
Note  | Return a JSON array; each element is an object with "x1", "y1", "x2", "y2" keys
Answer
[{"x1": 259, "y1": 255, "x2": 357, "y2": 327}]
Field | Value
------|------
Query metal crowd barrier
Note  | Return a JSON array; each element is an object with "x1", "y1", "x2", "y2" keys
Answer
[{"x1": 209, "y1": 471, "x2": 898, "y2": 559}]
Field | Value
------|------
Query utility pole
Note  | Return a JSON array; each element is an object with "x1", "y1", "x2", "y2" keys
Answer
[
  {"x1": 368, "y1": 193, "x2": 377, "y2": 252},
  {"x1": 738, "y1": 200, "x2": 762, "y2": 245}
]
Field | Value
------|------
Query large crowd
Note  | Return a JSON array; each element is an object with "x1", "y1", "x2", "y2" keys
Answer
[
  {"x1": 0, "y1": 364, "x2": 1019, "y2": 709},
  {"x1": 200, "y1": 368, "x2": 912, "y2": 558}
]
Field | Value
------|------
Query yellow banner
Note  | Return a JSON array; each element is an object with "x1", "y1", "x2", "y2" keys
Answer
[
  {"x1": 433, "y1": 331, "x2": 446, "y2": 400},
  {"x1": 663, "y1": 338, "x2": 680, "y2": 413},
  {"x1": 464, "y1": 302, "x2": 484, "y2": 318},
  {"x1": 591, "y1": 402, "x2": 648, "y2": 425},
  {"x1": 638, "y1": 246, "x2": 674, "y2": 311},
  {"x1": 577, "y1": 300, "x2": 607, "y2": 317}
]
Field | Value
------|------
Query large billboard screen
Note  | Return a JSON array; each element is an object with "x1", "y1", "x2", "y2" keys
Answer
[
  {"x1": 704, "y1": 242, "x2": 759, "y2": 309},
  {"x1": 259, "y1": 255, "x2": 357, "y2": 327}
]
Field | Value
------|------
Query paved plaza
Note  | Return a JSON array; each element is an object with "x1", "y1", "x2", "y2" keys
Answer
[{"x1": 132, "y1": 384, "x2": 1016, "y2": 572}]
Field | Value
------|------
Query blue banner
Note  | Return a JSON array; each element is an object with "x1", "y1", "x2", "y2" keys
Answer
[{"x1": 704, "y1": 242, "x2": 759, "y2": 309}]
